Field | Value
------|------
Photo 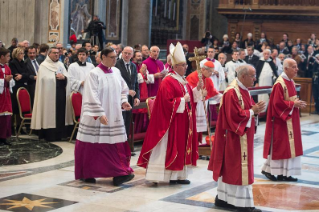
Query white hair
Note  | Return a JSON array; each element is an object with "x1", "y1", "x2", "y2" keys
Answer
[
  {"x1": 283, "y1": 58, "x2": 295, "y2": 70},
  {"x1": 263, "y1": 49, "x2": 271, "y2": 54},
  {"x1": 237, "y1": 64, "x2": 254, "y2": 78},
  {"x1": 223, "y1": 34, "x2": 228, "y2": 39},
  {"x1": 247, "y1": 33, "x2": 252, "y2": 37}
]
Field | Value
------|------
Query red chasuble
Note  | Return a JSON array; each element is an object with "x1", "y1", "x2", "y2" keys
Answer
[
  {"x1": 0, "y1": 65, "x2": 13, "y2": 114},
  {"x1": 186, "y1": 71, "x2": 219, "y2": 100},
  {"x1": 208, "y1": 80, "x2": 255, "y2": 186},
  {"x1": 137, "y1": 72, "x2": 198, "y2": 170},
  {"x1": 263, "y1": 76, "x2": 303, "y2": 160}
]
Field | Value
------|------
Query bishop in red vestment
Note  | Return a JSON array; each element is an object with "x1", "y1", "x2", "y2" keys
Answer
[
  {"x1": 0, "y1": 48, "x2": 14, "y2": 146},
  {"x1": 261, "y1": 58, "x2": 305, "y2": 182},
  {"x1": 137, "y1": 42, "x2": 201, "y2": 184},
  {"x1": 186, "y1": 61, "x2": 222, "y2": 142},
  {"x1": 208, "y1": 65, "x2": 265, "y2": 212}
]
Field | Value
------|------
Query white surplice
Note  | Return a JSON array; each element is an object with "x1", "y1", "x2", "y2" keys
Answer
[
  {"x1": 76, "y1": 66, "x2": 129, "y2": 144},
  {"x1": 68, "y1": 62, "x2": 95, "y2": 94},
  {"x1": 258, "y1": 59, "x2": 273, "y2": 112}
]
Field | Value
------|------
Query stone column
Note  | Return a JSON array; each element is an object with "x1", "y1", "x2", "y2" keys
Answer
[
  {"x1": 127, "y1": 0, "x2": 151, "y2": 47},
  {"x1": 121, "y1": 0, "x2": 129, "y2": 45}
]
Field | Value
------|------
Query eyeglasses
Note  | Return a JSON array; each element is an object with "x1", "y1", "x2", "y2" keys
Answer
[
  {"x1": 51, "y1": 52, "x2": 59, "y2": 54},
  {"x1": 122, "y1": 52, "x2": 132, "y2": 55},
  {"x1": 57, "y1": 47, "x2": 63, "y2": 50},
  {"x1": 176, "y1": 64, "x2": 188, "y2": 67},
  {"x1": 247, "y1": 74, "x2": 256, "y2": 78}
]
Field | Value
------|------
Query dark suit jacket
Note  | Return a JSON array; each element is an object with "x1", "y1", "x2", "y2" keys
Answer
[
  {"x1": 36, "y1": 54, "x2": 46, "y2": 65},
  {"x1": 245, "y1": 55, "x2": 259, "y2": 68},
  {"x1": 115, "y1": 59, "x2": 140, "y2": 104},
  {"x1": 25, "y1": 58, "x2": 38, "y2": 106}
]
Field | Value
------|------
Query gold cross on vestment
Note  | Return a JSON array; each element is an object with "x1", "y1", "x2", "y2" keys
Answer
[
  {"x1": 189, "y1": 47, "x2": 206, "y2": 76},
  {"x1": 187, "y1": 148, "x2": 191, "y2": 155}
]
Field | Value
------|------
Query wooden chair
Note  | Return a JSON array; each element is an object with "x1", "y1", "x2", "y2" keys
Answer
[
  {"x1": 146, "y1": 97, "x2": 156, "y2": 119},
  {"x1": 69, "y1": 92, "x2": 82, "y2": 142},
  {"x1": 16, "y1": 87, "x2": 32, "y2": 137}
]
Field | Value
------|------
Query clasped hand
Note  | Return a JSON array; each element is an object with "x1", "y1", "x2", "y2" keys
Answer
[
  {"x1": 294, "y1": 98, "x2": 307, "y2": 108},
  {"x1": 251, "y1": 101, "x2": 266, "y2": 115}
]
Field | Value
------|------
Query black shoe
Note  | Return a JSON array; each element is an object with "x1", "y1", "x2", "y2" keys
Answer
[
  {"x1": 214, "y1": 195, "x2": 236, "y2": 209},
  {"x1": 131, "y1": 152, "x2": 136, "y2": 156},
  {"x1": 113, "y1": 174, "x2": 134, "y2": 186},
  {"x1": 261, "y1": 170, "x2": 277, "y2": 181},
  {"x1": 80, "y1": 178, "x2": 96, "y2": 183},
  {"x1": 277, "y1": 175, "x2": 298, "y2": 181},
  {"x1": 0, "y1": 139, "x2": 11, "y2": 146},
  {"x1": 236, "y1": 207, "x2": 262, "y2": 212},
  {"x1": 170, "y1": 179, "x2": 191, "y2": 184}
]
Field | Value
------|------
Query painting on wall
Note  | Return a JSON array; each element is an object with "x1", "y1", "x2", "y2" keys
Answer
[
  {"x1": 70, "y1": 0, "x2": 94, "y2": 38},
  {"x1": 48, "y1": 0, "x2": 61, "y2": 43},
  {"x1": 105, "y1": 0, "x2": 121, "y2": 40}
]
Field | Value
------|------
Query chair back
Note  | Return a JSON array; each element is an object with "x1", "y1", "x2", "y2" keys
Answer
[
  {"x1": 16, "y1": 87, "x2": 31, "y2": 119},
  {"x1": 70, "y1": 92, "x2": 83, "y2": 123},
  {"x1": 146, "y1": 97, "x2": 156, "y2": 120}
]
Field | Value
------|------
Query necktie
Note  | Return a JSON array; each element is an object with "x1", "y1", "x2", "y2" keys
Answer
[
  {"x1": 33, "y1": 60, "x2": 39, "y2": 73},
  {"x1": 126, "y1": 64, "x2": 131, "y2": 75}
]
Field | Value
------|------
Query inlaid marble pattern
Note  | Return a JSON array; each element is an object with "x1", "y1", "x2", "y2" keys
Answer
[
  {"x1": 0, "y1": 139, "x2": 63, "y2": 166},
  {"x1": 0, "y1": 193, "x2": 77, "y2": 212}
]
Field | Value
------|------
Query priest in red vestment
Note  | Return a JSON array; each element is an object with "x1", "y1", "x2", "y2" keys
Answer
[
  {"x1": 0, "y1": 48, "x2": 14, "y2": 146},
  {"x1": 186, "y1": 61, "x2": 222, "y2": 142},
  {"x1": 261, "y1": 58, "x2": 306, "y2": 182},
  {"x1": 142, "y1": 46, "x2": 165, "y2": 97},
  {"x1": 208, "y1": 65, "x2": 265, "y2": 212},
  {"x1": 137, "y1": 42, "x2": 202, "y2": 184}
]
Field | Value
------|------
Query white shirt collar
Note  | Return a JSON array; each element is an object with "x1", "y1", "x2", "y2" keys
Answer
[
  {"x1": 281, "y1": 72, "x2": 291, "y2": 81},
  {"x1": 236, "y1": 78, "x2": 249, "y2": 91}
]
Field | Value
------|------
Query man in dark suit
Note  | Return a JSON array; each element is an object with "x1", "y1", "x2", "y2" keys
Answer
[
  {"x1": 245, "y1": 46, "x2": 259, "y2": 67},
  {"x1": 25, "y1": 46, "x2": 39, "y2": 108},
  {"x1": 304, "y1": 45, "x2": 316, "y2": 78},
  {"x1": 115, "y1": 46, "x2": 140, "y2": 155},
  {"x1": 36, "y1": 44, "x2": 49, "y2": 65}
]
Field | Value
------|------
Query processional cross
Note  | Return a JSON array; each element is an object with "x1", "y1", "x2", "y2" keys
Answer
[{"x1": 189, "y1": 47, "x2": 212, "y2": 149}]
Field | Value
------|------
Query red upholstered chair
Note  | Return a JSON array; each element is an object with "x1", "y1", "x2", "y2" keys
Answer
[
  {"x1": 146, "y1": 97, "x2": 156, "y2": 120},
  {"x1": 16, "y1": 87, "x2": 32, "y2": 137},
  {"x1": 69, "y1": 92, "x2": 82, "y2": 142}
]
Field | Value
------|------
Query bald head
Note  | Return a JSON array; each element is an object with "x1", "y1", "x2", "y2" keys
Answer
[
  {"x1": 122, "y1": 46, "x2": 134, "y2": 62},
  {"x1": 237, "y1": 65, "x2": 256, "y2": 88},
  {"x1": 150, "y1": 46, "x2": 160, "y2": 60},
  {"x1": 283, "y1": 58, "x2": 298, "y2": 79}
]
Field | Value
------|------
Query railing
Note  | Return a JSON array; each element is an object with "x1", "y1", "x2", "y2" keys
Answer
[
  {"x1": 219, "y1": 0, "x2": 319, "y2": 6},
  {"x1": 259, "y1": 0, "x2": 319, "y2": 5}
]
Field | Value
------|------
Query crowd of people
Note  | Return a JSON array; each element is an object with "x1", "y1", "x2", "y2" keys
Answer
[{"x1": 0, "y1": 31, "x2": 310, "y2": 211}]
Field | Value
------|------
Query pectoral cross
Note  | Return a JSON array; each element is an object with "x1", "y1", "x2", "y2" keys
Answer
[
  {"x1": 189, "y1": 47, "x2": 206, "y2": 77},
  {"x1": 243, "y1": 152, "x2": 247, "y2": 161},
  {"x1": 290, "y1": 131, "x2": 293, "y2": 139},
  {"x1": 239, "y1": 97, "x2": 243, "y2": 105}
]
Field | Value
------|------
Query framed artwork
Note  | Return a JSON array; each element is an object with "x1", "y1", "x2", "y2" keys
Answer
[
  {"x1": 48, "y1": 0, "x2": 61, "y2": 43},
  {"x1": 105, "y1": 0, "x2": 121, "y2": 40}
]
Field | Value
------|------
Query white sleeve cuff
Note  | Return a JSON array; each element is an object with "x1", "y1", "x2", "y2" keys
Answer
[
  {"x1": 121, "y1": 95, "x2": 128, "y2": 104},
  {"x1": 176, "y1": 98, "x2": 185, "y2": 113},
  {"x1": 137, "y1": 73, "x2": 144, "y2": 84},
  {"x1": 246, "y1": 109, "x2": 254, "y2": 128},
  {"x1": 192, "y1": 87, "x2": 202, "y2": 103},
  {"x1": 146, "y1": 73, "x2": 155, "y2": 84},
  {"x1": 289, "y1": 105, "x2": 294, "y2": 115},
  {"x1": 0, "y1": 79, "x2": 4, "y2": 94},
  {"x1": 9, "y1": 79, "x2": 15, "y2": 93}
]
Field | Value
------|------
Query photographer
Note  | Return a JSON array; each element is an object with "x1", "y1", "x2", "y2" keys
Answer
[
  {"x1": 82, "y1": 15, "x2": 106, "y2": 51},
  {"x1": 201, "y1": 31, "x2": 215, "y2": 52}
]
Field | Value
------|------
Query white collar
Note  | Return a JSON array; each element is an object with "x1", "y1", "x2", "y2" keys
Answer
[
  {"x1": 281, "y1": 72, "x2": 291, "y2": 81},
  {"x1": 236, "y1": 78, "x2": 249, "y2": 91}
]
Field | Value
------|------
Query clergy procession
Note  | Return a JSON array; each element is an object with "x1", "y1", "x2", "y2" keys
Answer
[{"x1": 1, "y1": 32, "x2": 311, "y2": 211}]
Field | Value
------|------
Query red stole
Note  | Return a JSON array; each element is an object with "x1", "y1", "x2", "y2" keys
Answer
[
  {"x1": 263, "y1": 76, "x2": 303, "y2": 160},
  {"x1": 137, "y1": 73, "x2": 198, "y2": 170},
  {"x1": 0, "y1": 65, "x2": 13, "y2": 114}
]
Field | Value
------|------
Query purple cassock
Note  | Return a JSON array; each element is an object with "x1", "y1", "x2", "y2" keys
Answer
[{"x1": 142, "y1": 57, "x2": 164, "y2": 97}]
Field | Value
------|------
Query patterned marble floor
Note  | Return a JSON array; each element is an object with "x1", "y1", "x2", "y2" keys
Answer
[{"x1": 0, "y1": 114, "x2": 318, "y2": 212}]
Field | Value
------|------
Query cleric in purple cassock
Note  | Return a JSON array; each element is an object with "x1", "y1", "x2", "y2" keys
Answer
[{"x1": 142, "y1": 46, "x2": 165, "y2": 97}]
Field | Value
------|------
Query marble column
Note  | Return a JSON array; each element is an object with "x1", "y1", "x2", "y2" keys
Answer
[
  {"x1": 121, "y1": 0, "x2": 129, "y2": 46},
  {"x1": 127, "y1": 0, "x2": 151, "y2": 47}
]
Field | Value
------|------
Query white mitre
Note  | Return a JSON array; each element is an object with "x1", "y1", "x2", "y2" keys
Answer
[{"x1": 169, "y1": 42, "x2": 186, "y2": 66}]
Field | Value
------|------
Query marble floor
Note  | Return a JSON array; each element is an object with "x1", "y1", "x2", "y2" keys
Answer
[{"x1": 0, "y1": 114, "x2": 319, "y2": 212}]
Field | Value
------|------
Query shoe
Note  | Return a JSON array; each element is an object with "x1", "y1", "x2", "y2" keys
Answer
[
  {"x1": 131, "y1": 152, "x2": 136, "y2": 156},
  {"x1": 113, "y1": 174, "x2": 134, "y2": 186},
  {"x1": 170, "y1": 179, "x2": 191, "y2": 184},
  {"x1": 80, "y1": 178, "x2": 96, "y2": 183},
  {"x1": 214, "y1": 195, "x2": 236, "y2": 209},
  {"x1": 236, "y1": 207, "x2": 262, "y2": 212},
  {"x1": 0, "y1": 139, "x2": 11, "y2": 146},
  {"x1": 277, "y1": 175, "x2": 298, "y2": 181},
  {"x1": 261, "y1": 170, "x2": 277, "y2": 181}
]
